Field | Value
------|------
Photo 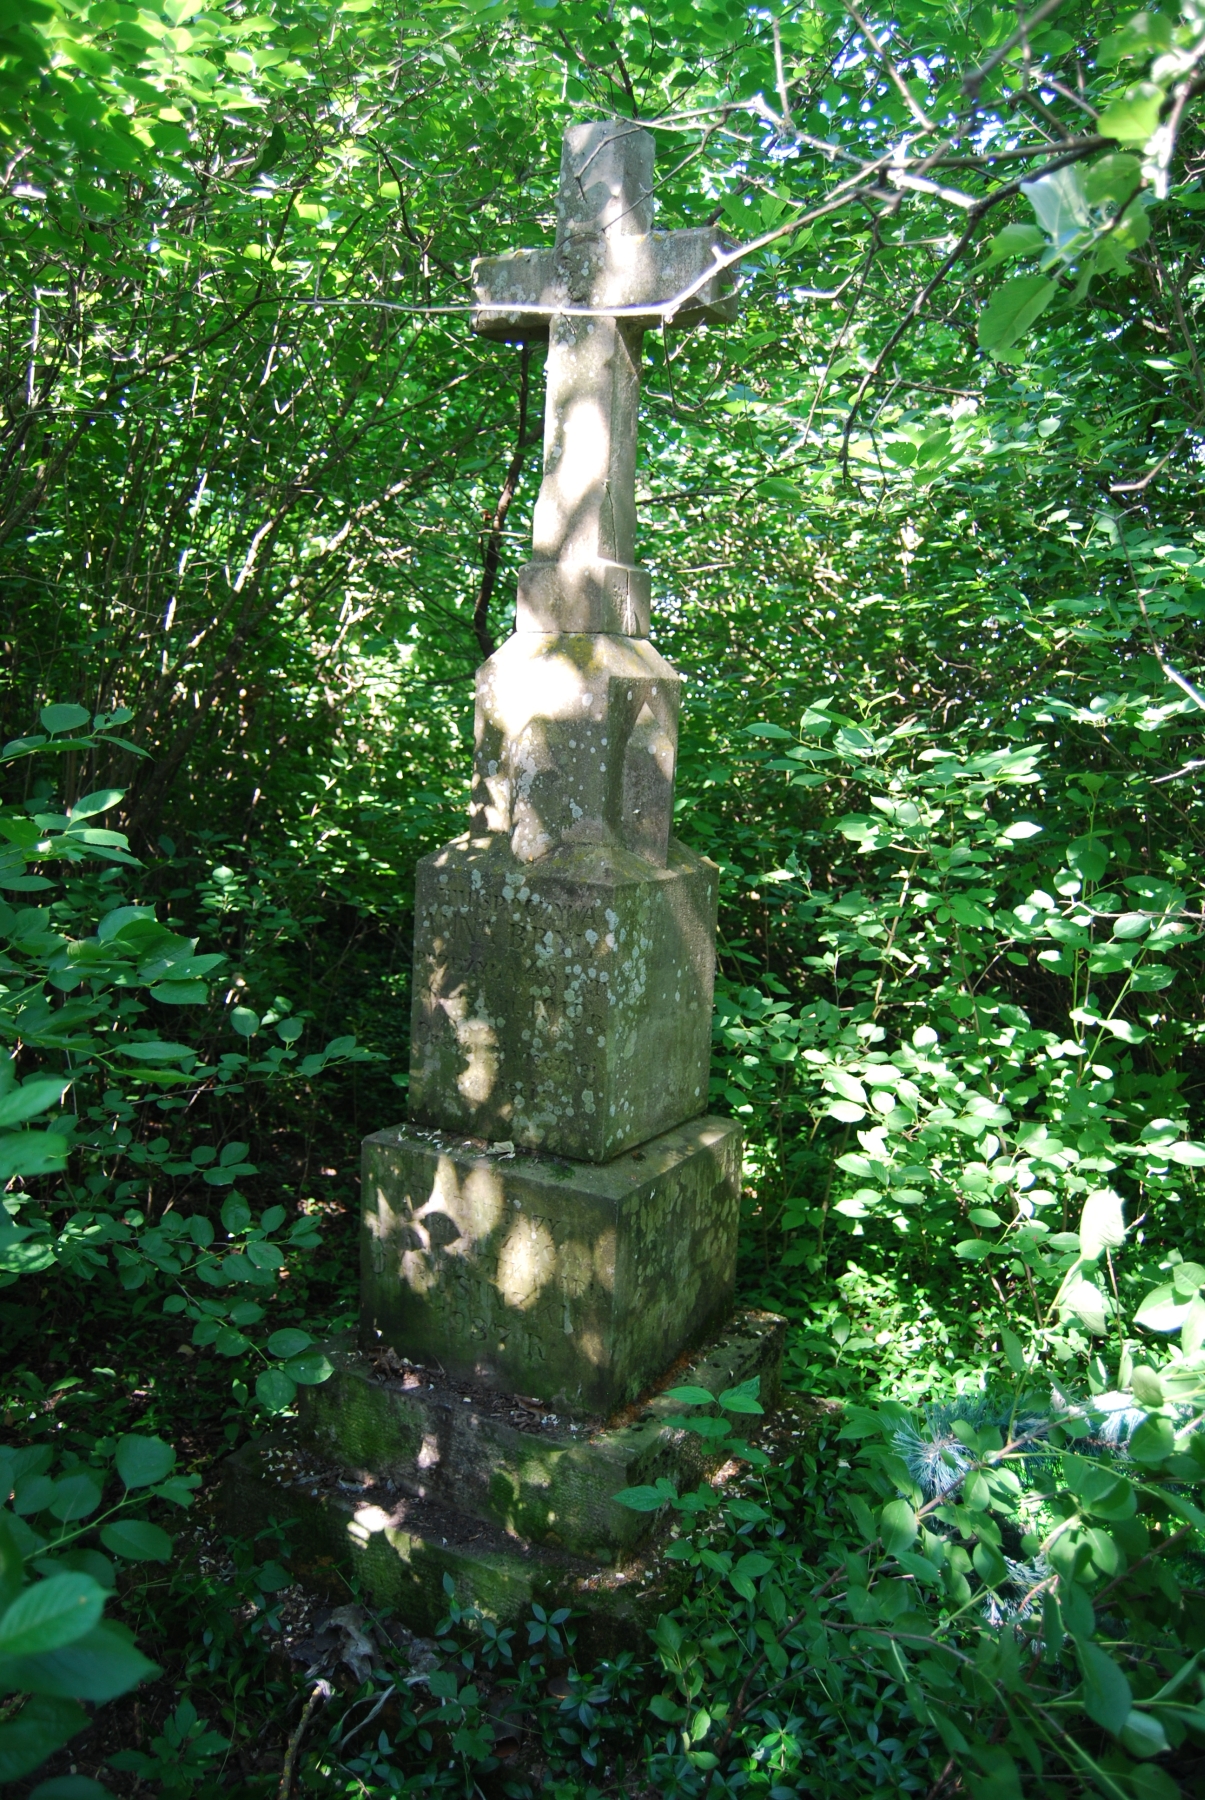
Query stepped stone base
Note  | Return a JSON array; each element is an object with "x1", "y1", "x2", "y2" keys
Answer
[
  {"x1": 303, "y1": 1310, "x2": 783, "y2": 1559},
  {"x1": 221, "y1": 1309, "x2": 785, "y2": 1641},
  {"x1": 223, "y1": 1435, "x2": 687, "y2": 1647},
  {"x1": 362, "y1": 1115, "x2": 742, "y2": 1416}
]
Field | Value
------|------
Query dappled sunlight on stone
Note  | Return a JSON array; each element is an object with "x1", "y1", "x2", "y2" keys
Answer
[
  {"x1": 411, "y1": 1155, "x2": 505, "y2": 1255},
  {"x1": 410, "y1": 836, "x2": 715, "y2": 1159},
  {"x1": 592, "y1": 1226, "x2": 616, "y2": 1292},
  {"x1": 495, "y1": 1215, "x2": 556, "y2": 1312},
  {"x1": 348, "y1": 1504, "x2": 392, "y2": 1545},
  {"x1": 427, "y1": 989, "x2": 500, "y2": 1106},
  {"x1": 537, "y1": 392, "x2": 613, "y2": 563},
  {"x1": 556, "y1": 1236, "x2": 594, "y2": 1300},
  {"x1": 361, "y1": 1119, "x2": 742, "y2": 1411}
]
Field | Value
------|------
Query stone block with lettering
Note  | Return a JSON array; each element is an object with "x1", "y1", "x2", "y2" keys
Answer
[
  {"x1": 408, "y1": 835, "x2": 715, "y2": 1160},
  {"x1": 361, "y1": 1114, "x2": 742, "y2": 1415}
]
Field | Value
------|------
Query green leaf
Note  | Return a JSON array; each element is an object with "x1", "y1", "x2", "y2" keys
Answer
[
  {"x1": 266, "y1": 1329, "x2": 312, "y2": 1358},
  {"x1": 39, "y1": 705, "x2": 91, "y2": 736},
  {"x1": 220, "y1": 1195, "x2": 252, "y2": 1234},
  {"x1": 966, "y1": 1748, "x2": 1022, "y2": 1800},
  {"x1": 981, "y1": 223, "x2": 1045, "y2": 267},
  {"x1": 1079, "y1": 1187, "x2": 1126, "y2": 1260},
  {"x1": 255, "y1": 1368, "x2": 297, "y2": 1413},
  {"x1": 732, "y1": 1551, "x2": 772, "y2": 1587},
  {"x1": 245, "y1": 1240, "x2": 283, "y2": 1271},
  {"x1": 230, "y1": 1006, "x2": 259, "y2": 1038},
  {"x1": 613, "y1": 1480, "x2": 677, "y2": 1512},
  {"x1": 284, "y1": 1352, "x2": 332, "y2": 1386},
  {"x1": 1135, "y1": 1283, "x2": 1192, "y2": 1332},
  {"x1": 1182, "y1": 1295, "x2": 1205, "y2": 1356},
  {"x1": 978, "y1": 275, "x2": 1057, "y2": 358},
  {"x1": 718, "y1": 1377, "x2": 763, "y2": 1415},
  {"x1": 1128, "y1": 1416, "x2": 1174, "y2": 1466},
  {"x1": 48, "y1": 1475, "x2": 102, "y2": 1523},
  {"x1": 1000, "y1": 1327, "x2": 1027, "y2": 1375},
  {"x1": 1121, "y1": 1709, "x2": 1171, "y2": 1759},
  {"x1": 1075, "y1": 1636, "x2": 1132, "y2": 1731},
  {"x1": 3, "y1": 1621, "x2": 158, "y2": 1700},
  {"x1": 0, "y1": 1697, "x2": 88, "y2": 1783},
  {"x1": 115, "y1": 1437, "x2": 175, "y2": 1490},
  {"x1": 1099, "y1": 13, "x2": 1174, "y2": 64},
  {"x1": 1130, "y1": 1365, "x2": 1164, "y2": 1407},
  {"x1": 0, "y1": 1517, "x2": 21, "y2": 1609},
  {"x1": 0, "y1": 1134, "x2": 69, "y2": 1184},
  {"x1": 973, "y1": 1539, "x2": 1007, "y2": 1587},
  {"x1": 150, "y1": 982, "x2": 208, "y2": 1004},
  {"x1": 31, "y1": 1773, "x2": 112, "y2": 1798},
  {"x1": 98, "y1": 1521, "x2": 173, "y2": 1563},
  {"x1": 1098, "y1": 82, "x2": 1164, "y2": 146},
  {"x1": 1062, "y1": 1275, "x2": 1109, "y2": 1335},
  {"x1": 880, "y1": 1498, "x2": 918, "y2": 1555},
  {"x1": 67, "y1": 791, "x2": 123, "y2": 822},
  {"x1": 663, "y1": 1386, "x2": 715, "y2": 1407},
  {"x1": 0, "y1": 1576, "x2": 104, "y2": 1657},
  {"x1": 0, "y1": 1080, "x2": 70, "y2": 1130}
]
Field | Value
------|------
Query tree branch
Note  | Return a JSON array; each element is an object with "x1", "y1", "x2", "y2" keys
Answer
[{"x1": 474, "y1": 342, "x2": 533, "y2": 662}]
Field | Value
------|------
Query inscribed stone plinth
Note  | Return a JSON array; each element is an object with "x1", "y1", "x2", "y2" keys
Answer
[
  {"x1": 408, "y1": 835, "x2": 716, "y2": 1162},
  {"x1": 360, "y1": 1114, "x2": 741, "y2": 1415}
]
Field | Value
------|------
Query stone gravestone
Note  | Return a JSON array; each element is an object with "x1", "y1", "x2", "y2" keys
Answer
[{"x1": 227, "y1": 121, "x2": 785, "y2": 1633}]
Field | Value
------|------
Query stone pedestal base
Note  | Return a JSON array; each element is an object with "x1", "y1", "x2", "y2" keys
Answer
[
  {"x1": 221, "y1": 1310, "x2": 785, "y2": 1639},
  {"x1": 408, "y1": 834, "x2": 717, "y2": 1163},
  {"x1": 362, "y1": 1115, "x2": 741, "y2": 1416}
]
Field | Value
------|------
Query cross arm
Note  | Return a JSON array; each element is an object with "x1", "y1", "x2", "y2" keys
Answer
[
  {"x1": 471, "y1": 248, "x2": 556, "y2": 343},
  {"x1": 638, "y1": 227, "x2": 740, "y2": 327},
  {"x1": 472, "y1": 226, "x2": 739, "y2": 342}
]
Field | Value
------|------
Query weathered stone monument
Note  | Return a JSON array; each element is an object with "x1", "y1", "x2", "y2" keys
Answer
[{"x1": 227, "y1": 121, "x2": 784, "y2": 1634}]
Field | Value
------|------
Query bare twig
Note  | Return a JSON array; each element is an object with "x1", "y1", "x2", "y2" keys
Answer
[
  {"x1": 963, "y1": 0, "x2": 1071, "y2": 96},
  {"x1": 843, "y1": 0, "x2": 937, "y2": 131},
  {"x1": 278, "y1": 1680, "x2": 332, "y2": 1800}
]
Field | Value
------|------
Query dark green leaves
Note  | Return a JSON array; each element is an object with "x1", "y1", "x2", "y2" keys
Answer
[
  {"x1": 613, "y1": 1478, "x2": 679, "y2": 1513},
  {"x1": 1075, "y1": 1637, "x2": 1132, "y2": 1731},
  {"x1": 0, "y1": 1696, "x2": 88, "y2": 1784},
  {"x1": 98, "y1": 1521, "x2": 173, "y2": 1563},
  {"x1": 0, "y1": 1577, "x2": 103, "y2": 1658},
  {"x1": 978, "y1": 276, "x2": 1057, "y2": 359},
  {"x1": 880, "y1": 1498, "x2": 918, "y2": 1555},
  {"x1": 114, "y1": 1437, "x2": 174, "y2": 1490}
]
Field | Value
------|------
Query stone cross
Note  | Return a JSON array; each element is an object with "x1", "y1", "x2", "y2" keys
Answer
[{"x1": 472, "y1": 120, "x2": 738, "y2": 637}]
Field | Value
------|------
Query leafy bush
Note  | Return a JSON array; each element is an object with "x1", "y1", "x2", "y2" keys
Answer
[{"x1": 0, "y1": 1431, "x2": 191, "y2": 1788}]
